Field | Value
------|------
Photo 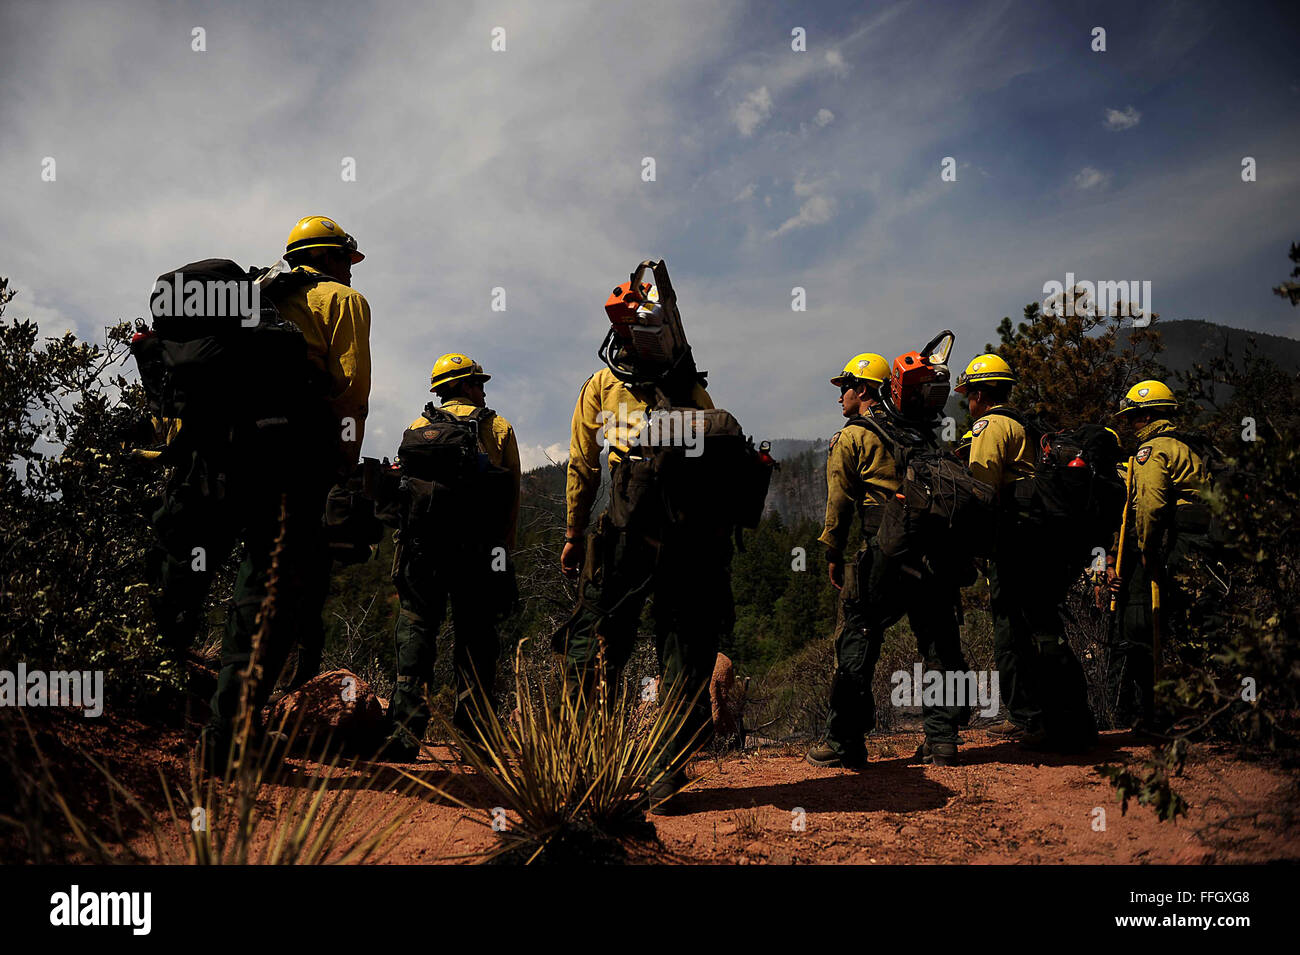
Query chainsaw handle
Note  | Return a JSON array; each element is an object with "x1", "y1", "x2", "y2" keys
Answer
[
  {"x1": 628, "y1": 259, "x2": 675, "y2": 305},
  {"x1": 921, "y1": 329, "x2": 955, "y2": 365}
]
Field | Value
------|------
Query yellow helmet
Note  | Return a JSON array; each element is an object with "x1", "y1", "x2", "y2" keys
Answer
[
  {"x1": 956, "y1": 429, "x2": 974, "y2": 452},
  {"x1": 430, "y1": 353, "x2": 490, "y2": 392},
  {"x1": 830, "y1": 353, "x2": 889, "y2": 388},
  {"x1": 285, "y1": 215, "x2": 364, "y2": 263},
  {"x1": 1116, "y1": 380, "x2": 1177, "y2": 416},
  {"x1": 954, "y1": 353, "x2": 1016, "y2": 394}
]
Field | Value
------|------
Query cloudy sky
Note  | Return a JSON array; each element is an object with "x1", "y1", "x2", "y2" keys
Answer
[{"x1": 3, "y1": 0, "x2": 1298, "y2": 469}]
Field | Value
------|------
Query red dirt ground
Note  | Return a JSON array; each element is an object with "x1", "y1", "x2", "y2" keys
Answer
[{"x1": 18, "y1": 707, "x2": 1295, "y2": 865}]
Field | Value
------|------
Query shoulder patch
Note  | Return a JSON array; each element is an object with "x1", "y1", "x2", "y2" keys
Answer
[
  {"x1": 1135, "y1": 445, "x2": 1153, "y2": 465},
  {"x1": 971, "y1": 418, "x2": 989, "y2": 436},
  {"x1": 829, "y1": 431, "x2": 841, "y2": 450}
]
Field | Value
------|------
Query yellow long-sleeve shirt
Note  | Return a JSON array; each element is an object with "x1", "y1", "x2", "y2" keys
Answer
[
  {"x1": 565, "y1": 367, "x2": 713, "y2": 532},
  {"x1": 1131, "y1": 419, "x2": 1209, "y2": 556},
  {"x1": 274, "y1": 265, "x2": 372, "y2": 470},
  {"x1": 818, "y1": 413, "x2": 901, "y2": 556},
  {"x1": 967, "y1": 405, "x2": 1035, "y2": 492},
  {"x1": 408, "y1": 397, "x2": 522, "y2": 551}
]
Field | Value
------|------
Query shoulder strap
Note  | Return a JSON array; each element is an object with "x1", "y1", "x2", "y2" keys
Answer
[
  {"x1": 261, "y1": 265, "x2": 328, "y2": 299},
  {"x1": 844, "y1": 414, "x2": 913, "y2": 466},
  {"x1": 423, "y1": 402, "x2": 467, "y2": 425}
]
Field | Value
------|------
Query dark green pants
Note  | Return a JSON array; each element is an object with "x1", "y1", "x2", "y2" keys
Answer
[
  {"x1": 987, "y1": 550, "x2": 1042, "y2": 732},
  {"x1": 991, "y1": 527, "x2": 1096, "y2": 745},
  {"x1": 204, "y1": 474, "x2": 332, "y2": 745},
  {"x1": 387, "y1": 540, "x2": 501, "y2": 746},
  {"x1": 824, "y1": 541, "x2": 969, "y2": 759},
  {"x1": 559, "y1": 514, "x2": 735, "y2": 775},
  {"x1": 148, "y1": 449, "x2": 237, "y2": 661},
  {"x1": 1108, "y1": 526, "x2": 1212, "y2": 728},
  {"x1": 149, "y1": 446, "x2": 328, "y2": 685}
]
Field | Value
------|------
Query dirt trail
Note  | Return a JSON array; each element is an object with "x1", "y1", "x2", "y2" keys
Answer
[
  {"x1": 25, "y1": 713, "x2": 1300, "y2": 864},
  {"x1": 353, "y1": 729, "x2": 1300, "y2": 864}
]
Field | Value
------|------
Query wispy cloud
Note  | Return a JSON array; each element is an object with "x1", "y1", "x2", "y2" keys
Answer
[
  {"x1": 733, "y1": 86, "x2": 773, "y2": 136},
  {"x1": 770, "y1": 179, "x2": 836, "y2": 237},
  {"x1": 1104, "y1": 105, "x2": 1142, "y2": 131},
  {"x1": 1074, "y1": 166, "x2": 1111, "y2": 190}
]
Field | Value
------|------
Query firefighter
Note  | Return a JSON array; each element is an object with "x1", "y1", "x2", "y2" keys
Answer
[
  {"x1": 955, "y1": 429, "x2": 974, "y2": 464},
  {"x1": 956, "y1": 354, "x2": 1097, "y2": 752},
  {"x1": 955, "y1": 354, "x2": 1041, "y2": 743},
  {"x1": 193, "y1": 215, "x2": 372, "y2": 771},
  {"x1": 558, "y1": 260, "x2": 743, "y2": 815},
  {"x1": 1109, "y1": 380, "x2": 1212, "y2": 732},
  {"x1": 806, "y1": 351, "x2": 971, "y2": 768},
  {"x1": 378, "y1": 354, "x2": 521, "y2": 762}
]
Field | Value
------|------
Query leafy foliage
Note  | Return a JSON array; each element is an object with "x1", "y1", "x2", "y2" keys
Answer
[
  {"x1": 1094, "y1": 244, "x2": 1300, "y2": 816},
  {"x1": 1273, "y1": 241, "x2": 1300, "y2": 307},
  {"x1": 1097, "y1": 739, "x2": 1189, "y2": 822},
  {"x1": 0, "y1": 279, "x2": 179, "y2": 693}
]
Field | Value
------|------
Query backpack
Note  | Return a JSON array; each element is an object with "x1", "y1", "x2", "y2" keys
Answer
[
  {"x1": 607, "y1": 406, "x2": 773, "y2": 536},
  {"x1": 129, "y1": 259, "x2": 327, "y2": 462},
  {"x1": 1009, "y1": 424, "x2": 1128, "y2": 562},
  {"x1": 857, "y1": 414, "x2": 999, "y2": 575},
  {"x1": 396, "y1": 404, "x2": 513, "y2": 544},
  {"x1": 323, "y1": 457, "x2": 390, "y2": 565}
]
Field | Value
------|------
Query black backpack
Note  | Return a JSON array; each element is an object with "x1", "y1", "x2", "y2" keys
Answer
[
  {"x1": 607, "y1": 406, "x2": 774, "y2": 535},
  {"x1": 130, "y1": 259, "x2": 327, "y2": 461},
  {"x1": 396, "y1": 404, "x2": 513, "y2": 544},
  {"x1": 858, "y1": 414, "x2": 999, "y2": 575},
  {"x1": 1010, "y1": 423, "x2": 1128, "y2": 562},
  {"x1": 323, "y1": 457, "x2": 392, "y2": 564}
]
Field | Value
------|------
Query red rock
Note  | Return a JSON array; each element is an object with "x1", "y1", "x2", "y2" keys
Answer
[{"x1": 267, "y1": 668, "x2": 386, "y2": 753}]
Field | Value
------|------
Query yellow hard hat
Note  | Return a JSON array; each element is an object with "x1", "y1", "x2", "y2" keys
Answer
[
  {"x1": 954, "y1": 353, "x2": 1016, "y2": 394},
  {"x1": 956, "y1": 429, "x2": 974, "y2": 450},
  {"x1": 830, "y1": 353, "x2": 889, "y2": 388},
  {"x1": 430, "y1": 353, "x2": 490, "y2": 392},
  {"x1": 1116, "y1": 380, "x2": 1177, "y2": 416},
  {"x1": 285, "y1": 215, "x2": 364, "y2": 263}
]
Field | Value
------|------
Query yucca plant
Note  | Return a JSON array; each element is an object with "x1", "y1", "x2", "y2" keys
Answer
[
  {"x1": 19, "y1": 721, "x2": 418, "y2": 864},
  {"x1": 405, "y1": 640, "x2": 709, "y2": 863},
  {"x1": 3, "y1": 500, "x2": 429, "y2": 865}
]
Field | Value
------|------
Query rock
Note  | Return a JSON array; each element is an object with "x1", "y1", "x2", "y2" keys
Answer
[
  {"x1": 711, "y1": 653, "x2": 747, "y2": 745},
  {"x1": 630, "y1": 653, "x2": 748, "y2": 747},
  {"x1": 267, "y1": 668, "x2": 386, "y2": 754}
]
